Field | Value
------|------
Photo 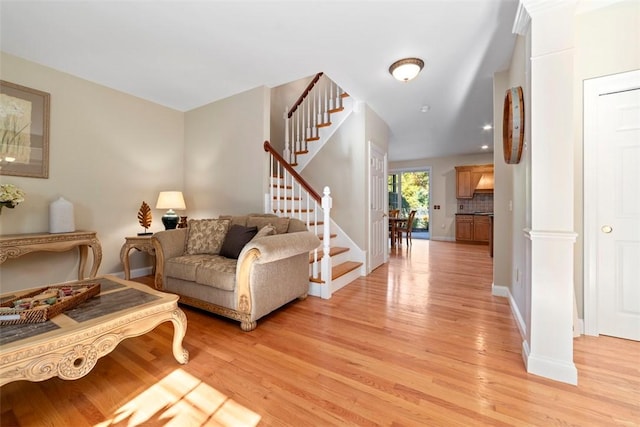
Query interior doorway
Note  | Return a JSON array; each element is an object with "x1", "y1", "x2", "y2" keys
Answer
[{"x1": 388, "y1": 169, "x2": 431, "y2": 240}]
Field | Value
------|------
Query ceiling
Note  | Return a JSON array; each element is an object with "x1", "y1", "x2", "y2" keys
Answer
[{"x1": 0, "y1": 0, "x2": 519, "y2": 162}]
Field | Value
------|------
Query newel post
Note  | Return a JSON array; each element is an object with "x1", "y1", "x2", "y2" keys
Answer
[
  {"x1": 321, "y1": 186, "x2": 332, "y2": 299},
  {"x1": 283, "y1": 108, "x2": 291, "y2": 164}
]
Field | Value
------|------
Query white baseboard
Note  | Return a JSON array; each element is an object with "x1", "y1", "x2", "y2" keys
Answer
[
  {"x1": 491, "y1": 283, "x2": 509, "y2": 297},
  {"x1": 524, "y1": 346, "x2": 578, "y2": 385},
  {"x1": 430, "y1": 236, "x2": 456, "y2": 242},
  {"x1": 492, "y1": 284, "x2": 526, "y2": 339},
  {"x1": 115, "y1": 266, "x2": 154, "y2": 280},
  {"x1": 574, "y1": 318, "x2": 584, "y2": 337}
]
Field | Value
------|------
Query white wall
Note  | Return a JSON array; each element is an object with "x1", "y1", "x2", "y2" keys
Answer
[
  {"x1": 0, "y1": 53, "x2": 184, "y2": 292},
  {"x1": 184, "y1": 86, "x2": 270, "y2": 218},
  {"x1": 303, "y1": 106, "x2": 367, "y2": 246},
  {"x1": 389, "y1": 152, "x2": 493, "y2": 241}
]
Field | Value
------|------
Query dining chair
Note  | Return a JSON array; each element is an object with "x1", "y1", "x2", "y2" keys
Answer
[
  {"x1": 396, "y1": 210, "x2": 417, "y2": 246},
  {"x1": 388, "y1": 209, "x2": 400, "y2": 245}
]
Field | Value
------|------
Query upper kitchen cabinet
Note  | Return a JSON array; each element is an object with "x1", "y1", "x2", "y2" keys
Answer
[{"x1": 455, "y1": 164, "x2": 494, "y2": 199}]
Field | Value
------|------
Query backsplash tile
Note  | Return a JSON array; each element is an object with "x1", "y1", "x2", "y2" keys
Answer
[{"x1": 458, "y1": 193, "x2": 493, "y2": 213}]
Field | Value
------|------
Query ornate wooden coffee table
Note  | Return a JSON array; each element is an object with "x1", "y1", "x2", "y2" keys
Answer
[{"x1": 0, "y1": 275, "x2": 188, "y2": 386}]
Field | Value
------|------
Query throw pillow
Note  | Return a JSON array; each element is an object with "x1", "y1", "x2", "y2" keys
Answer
[
  {"x1": 247, "y1": 216, "x2": 290, "y2": 234},
  {"x1": 252, "y1": 224, "x2": 276, "y2": 240},
  {"x1": 219, "y1": 224, "x2": 258, "y2": 259},
  {"x1": 185, "y1": 219, "x2": 231, "y2": 255}
]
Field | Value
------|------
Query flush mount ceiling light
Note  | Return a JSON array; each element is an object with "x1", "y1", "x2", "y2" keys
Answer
[{"x1": 389, "y1": 57, "x2": 424, "y2": 82}]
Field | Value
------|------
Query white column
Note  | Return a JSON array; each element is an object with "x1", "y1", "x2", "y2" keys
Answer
[{"x1": 519, "y1": 0, "x2": 578, "y2": 385}]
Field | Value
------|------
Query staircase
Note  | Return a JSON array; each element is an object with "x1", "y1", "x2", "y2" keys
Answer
[
  {"x1": 263, "y1": 73, "x2": 365, "y2": 299},
  {"x1": 264, "y1": 141, "x2": 364, "y2": 299}
]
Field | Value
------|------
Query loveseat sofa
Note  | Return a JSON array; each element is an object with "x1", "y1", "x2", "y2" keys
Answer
[{"x1": 152, "y1": 214, "x2": 320, "y2": 331}]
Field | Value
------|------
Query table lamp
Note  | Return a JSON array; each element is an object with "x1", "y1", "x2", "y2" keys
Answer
[{"x1": 156, "y1": 191, "x2": 186, "y2": 230}]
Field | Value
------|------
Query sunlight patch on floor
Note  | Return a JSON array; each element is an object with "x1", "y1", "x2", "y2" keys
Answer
[{"x1": 95, "y1": 368, "x2": 261, "y2": 426}]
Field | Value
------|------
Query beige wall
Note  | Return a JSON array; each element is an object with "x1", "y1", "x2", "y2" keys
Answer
[
  {"x1": 184, "y1": 86, "x2": 270, "y2": 218},
  {"x1": 0, "y1": 53, "x2": 184, "y2": 292},
  {"x1": 493, "y1": 34, "x2": 529, "y2": 317},
  {"x1": 572, "y1": 0, "x2": 640, "y2": 317},
  {"x1": 389, "y1": 152, "x2": 493, "y2": 241},
  {"x1": 270, "y1": 75, "x2": 314, "y2": 154}
]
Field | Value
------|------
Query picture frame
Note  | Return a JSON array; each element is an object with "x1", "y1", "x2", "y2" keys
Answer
[{"x1": 0, "y1": 80, "x2": 50, "y2": 178}]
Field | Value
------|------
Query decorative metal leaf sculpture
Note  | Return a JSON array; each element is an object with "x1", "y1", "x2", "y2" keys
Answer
[{"x1": 137, "y1": 201, "x2": 152, "y2": 233}]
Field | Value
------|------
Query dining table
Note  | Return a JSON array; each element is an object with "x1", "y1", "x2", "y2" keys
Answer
[{"x1": 389, "y1": 217, "x2": 407, "y2": 248}]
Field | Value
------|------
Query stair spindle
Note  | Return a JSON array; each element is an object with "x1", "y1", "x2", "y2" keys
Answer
[{"x1": 328, "y1": 79, "x2": 335, "y2": 112}]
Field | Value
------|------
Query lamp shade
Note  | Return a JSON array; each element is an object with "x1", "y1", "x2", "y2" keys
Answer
[
  {"x1": 389, "y1": 57, "x2": 424, "y2": 82},
  {"x1": 156, "y1": 191, "x2": 186, "y2": 210}
]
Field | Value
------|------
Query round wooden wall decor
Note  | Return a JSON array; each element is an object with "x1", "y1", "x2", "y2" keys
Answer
[{"x1": 502, "y1": 86, "x2": 525, "y2": 164}]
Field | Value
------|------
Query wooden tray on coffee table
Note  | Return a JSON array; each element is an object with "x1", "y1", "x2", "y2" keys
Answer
[{"x1": 0, "y1": 283, "x2": 101, "y2": 325}]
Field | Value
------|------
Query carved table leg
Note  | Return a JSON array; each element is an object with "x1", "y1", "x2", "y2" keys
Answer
[
  {"x1": 89, "y1": 241, "x2": 102, "y2": 278},
  {"x1": 78, "y1": 244, "x2": 88, "y2": 280},
  {"x1": 171, "y1": 308, "x2": 189, "y2": 364}
]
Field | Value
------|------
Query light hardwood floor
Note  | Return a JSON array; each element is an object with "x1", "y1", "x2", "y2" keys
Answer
[{"x1": 1, "y1": 240, "x2": 638, "y2": 426}]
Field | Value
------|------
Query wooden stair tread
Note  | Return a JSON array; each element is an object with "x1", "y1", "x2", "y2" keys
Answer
[
  {"x1": 295, "y1": 150, "x2": 309, "y2": 155},
  {"x1": 318, "y1": 233, "x2": 337, "y2": 240},
  {"x1": 273, "y1": 208, "x2": 313, "y2": 213},
  {"x1": 309, "y1": 261, "x2": 362, "y2": 283},
  {"x1": 328, "y1": 107, "x2": 344, "y2": 114},
  {"x1": 305, "y1": 137, "x2": 320, "y2": 142},
  {"x1": 309, "y1": 246, "x2": 349, "y2": 263},
  {"x1": 317, "y1": 122, "x2": 332, "y2": 128},
  {"x1": 341, "y1": 92, "x2": 350, "y2": 98},
  {"x1": 272, "y1": 196, "x2": 301, "y2": 201}
]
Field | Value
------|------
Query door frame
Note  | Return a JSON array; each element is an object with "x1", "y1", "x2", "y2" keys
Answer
[{"x1": 583, "y1": 69, "x2": 640, "y2": 336}]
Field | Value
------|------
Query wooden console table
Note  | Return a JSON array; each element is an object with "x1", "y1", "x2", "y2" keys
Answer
[
  {"x1": 0, "y1": 231, "x2": 102, "y2": 280},
  {"x1": 120, "y1": 235, "x2": 155, "y2": 280}
]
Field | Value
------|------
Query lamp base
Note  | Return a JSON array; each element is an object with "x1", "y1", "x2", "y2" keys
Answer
[{"x1": 162, "y1": 213, "x2": 179, "y2": 230}]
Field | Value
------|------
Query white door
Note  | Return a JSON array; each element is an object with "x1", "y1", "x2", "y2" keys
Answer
[
  {"x1": 369, "y1": 141, "x2": 387, "y2": 271},
  {"x1": 585, "y1": 69, "x2": 640, "y2": 341}
]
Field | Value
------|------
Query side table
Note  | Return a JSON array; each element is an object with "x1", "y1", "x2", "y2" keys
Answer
[{"x1": 120, "y1": 235, "x2": 155, "y2": 280}]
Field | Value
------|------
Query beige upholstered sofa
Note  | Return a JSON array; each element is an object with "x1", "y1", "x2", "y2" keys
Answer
[{"x1": 152, "y1": 214, "x2": 320, "y2": 331}]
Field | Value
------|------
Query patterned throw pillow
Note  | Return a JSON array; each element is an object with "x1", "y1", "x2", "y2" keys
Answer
[{"x1": 185, "y1": 219, "x2": 231, "y2": 255}]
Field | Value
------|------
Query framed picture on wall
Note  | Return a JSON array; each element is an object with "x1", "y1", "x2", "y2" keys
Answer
[{"x1": 0, "y1": 80, "x2": 50, "y2": 178}]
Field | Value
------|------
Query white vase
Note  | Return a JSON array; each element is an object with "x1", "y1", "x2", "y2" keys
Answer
[{"x1": 49, "y1": 197, "x2": 75, "y2": 233}]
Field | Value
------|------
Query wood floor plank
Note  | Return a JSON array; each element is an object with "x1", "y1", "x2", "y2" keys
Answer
[{"x1": 1, "y1": 240, "x2": 638, "y2": 426}]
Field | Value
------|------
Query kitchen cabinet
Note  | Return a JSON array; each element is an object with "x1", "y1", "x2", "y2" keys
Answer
[
  {"x1": 455, "y1": 215, "x2": 474, "y2": 241},
  {"x1": 456, "y1": 170, "x2": 474, "y2": 198},
  {"x1": 455, "y1": 214, "x2": 491, "y2": 244},
  {"x1": 473, "y1": 215, "x2": 491, "y2": 242},
  {"x1": 455, "y1": 164, "x2": 494, "y2": 198}
]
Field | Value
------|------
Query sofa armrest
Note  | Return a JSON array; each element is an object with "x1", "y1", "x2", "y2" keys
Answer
[
  {"x1": 234, "y1": 231, "x2": 320, "y2": 327},
  {"x1": 238, "y1": 231, "x2": 320, "y2": 264},
  {"x1": 152, "y1": 228, "x2": 188, "y2": 289}
]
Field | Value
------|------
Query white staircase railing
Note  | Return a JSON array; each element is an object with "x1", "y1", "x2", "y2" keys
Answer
[
  {"x1": 263, "y1": 141, "x2": 331, "y2": 291},
  {"x1": 284, "y1": 73, "x2": 347, "y2": 167}
]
